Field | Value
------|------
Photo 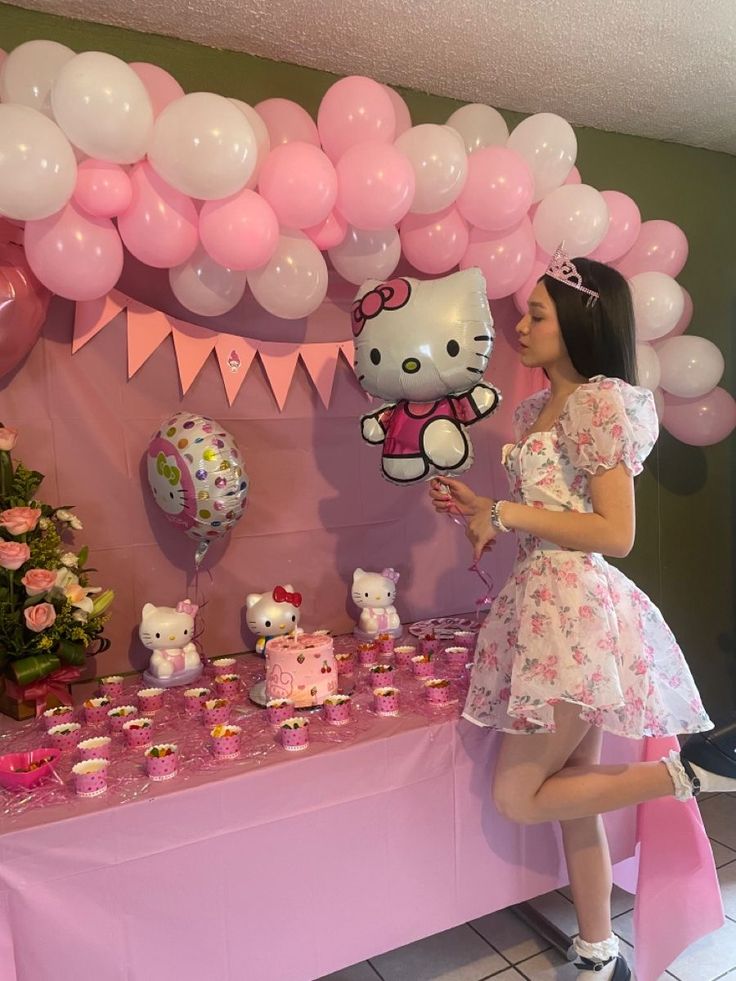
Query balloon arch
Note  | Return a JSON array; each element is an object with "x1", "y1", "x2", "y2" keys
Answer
[{"x1": 0, "y1": 40, "x2": 733, "y2": 446}]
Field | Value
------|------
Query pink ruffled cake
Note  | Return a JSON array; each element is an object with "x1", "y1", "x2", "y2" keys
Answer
[{"x1": 265, "y1": 633, "x2": 338, "y2": 708}]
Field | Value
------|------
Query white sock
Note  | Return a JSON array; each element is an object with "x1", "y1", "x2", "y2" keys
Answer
[{"x1": 573, "y1": 934, "x2": 620, "y2": 978}]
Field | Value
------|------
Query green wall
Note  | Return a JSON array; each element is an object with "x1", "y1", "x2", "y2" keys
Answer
[{"x1": 1, "y1": 3, "x2": 734, "y2": 716}]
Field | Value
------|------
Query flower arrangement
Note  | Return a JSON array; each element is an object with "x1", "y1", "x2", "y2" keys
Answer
[{"x1": 0, "y1": 425, "x2": 113, "y2": 710}]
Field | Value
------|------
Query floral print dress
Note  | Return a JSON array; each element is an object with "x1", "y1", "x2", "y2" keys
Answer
[{"x1": 463, "y1": 376, "x2": 713, "y2": 737}]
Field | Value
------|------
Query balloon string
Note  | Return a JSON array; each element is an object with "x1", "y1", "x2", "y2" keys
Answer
[
  {"x1": 187, "y1": 564, "x2": 212, "y2": 665},
  {"x1": 446, "y1": 502, "x2": 495, "y2": 617}
]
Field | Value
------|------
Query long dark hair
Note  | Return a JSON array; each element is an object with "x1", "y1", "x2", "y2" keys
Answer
[{"x1": 542, "y1": 258, "x2": 638, "y2": 385}]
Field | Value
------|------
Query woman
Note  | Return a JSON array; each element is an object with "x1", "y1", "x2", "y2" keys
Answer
[{"x1": 430, "y1": 248, "x2": 735, "y2": 981}]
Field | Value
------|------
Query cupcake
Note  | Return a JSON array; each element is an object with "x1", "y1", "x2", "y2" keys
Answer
[
  {"x1": 335, "y1": 652, "x2": 355, "y2": 674},
  {"x1": 210, "y1": 724, "x2": 242, "y2": 759},
  {"x1": 279, "y1": 717, "x2": 310, "y2": 752},
  {"x1": 373, "y1": 686, "x2": 400, "y2": 716},
  {"x1": 411, "y1": 654, "x2": 434, "y2": 679},
  {"x1": 418, "y1": 632, "x2": 440, "y2": 657},
  {"x1": 213, "y1": 673, "x2": 240, "y2": 699},
  {"x1": 107, "y1": 705, "x2": 138, "y2": 733},
  {"x1": 444, "y1": 646, "x2": 470, "y2": 669},
  {"x1": 122, "y1": 717, "x2": 153, "y2": 749},
  {"x1": 137, "y1": 688, "x2": 165, "y2": 714},
  {"x1": 77, "y1": 735, "x2": 112, "y2": 761},
  {"x1": 48, "y1": 721, "x2": 82, "y2": 751},
  {"x1": 393, "y1": 645, "x2": 416, "y2": 667},
  {"x1": 323, "y1": 694, "x2": 352, "y2": 726},
  {"x1": 72, "y1": 758, "x2": 109, "y2": 797},
  {"x1": 375, "y1": 633, "x2": 395, "y2": 655},
  {"x1": 211, "y1": 657, "x2": 237, "y2": 676},
  {"x1": 368, "y1": 663, "x2": 395, "y2": 688},
  {"x1": 202, "y1": 698, "x2": 230, "y2": 727},
  {"x1": 266, "y1": 698, "x2": 294, "y2": 726},
  {"x1": 423, "y1": 677, "x2": 454, "y2": 705},
  {"x1": 357, "y1": 643, "x2": 378, "y2": 667},
  {"x1": 99, "y1": 675, "x2": 125, "y2": 699},
  {"x1": 183, "y1": 687, "x2": 210, "y2": 716},
  {"x1": 83, "y1": 696, "x2": 111, "y2": 725},
  {"x1": 144, "y1": 743, "x2": 178, "y2": 781},
  {"x1": 43, "y1": 704, "x2": 75, "y2": 729}
]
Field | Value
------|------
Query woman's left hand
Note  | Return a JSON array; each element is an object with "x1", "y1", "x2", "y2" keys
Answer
[{"x1": 466, "y1": 502, "x2": 497, "y2": 561}]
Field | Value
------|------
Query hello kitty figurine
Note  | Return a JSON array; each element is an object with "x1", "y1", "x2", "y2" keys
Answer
[
  {"x1": 246, "y1": 585, "x2": 303, "y2": 656},
  {"x1": 352, "y1": 268, "x2": 501, "y2": 484},
  {"x1": 140, "y1": 599, "x2": 203, "y2": 688},
  {"x1": 352, "y1": 568, "x2": 402, "y2": 640}
]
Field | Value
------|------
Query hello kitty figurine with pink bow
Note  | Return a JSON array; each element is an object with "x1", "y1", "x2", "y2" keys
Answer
[
  {"x1": 140, "y1": 599, "x2": 203, "y2": 687},
  {"x1": 352, "y1": 568, "x2": 402, "y2": 641}
]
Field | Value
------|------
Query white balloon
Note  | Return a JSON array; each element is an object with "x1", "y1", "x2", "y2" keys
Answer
[
  {"x1": 149, "y1": 93, "x2": 257, "y2": 200},
  {"x1": 395, "y1": 124, "x2": 467, "y2": 214},
  {"x1": 532, "y1": 184, "x2": 609, "y2": 256},
  {"x1": 248, "y1": 230, "x2": 328, "y2": 319},
  {"x1": 0, "y1": 104, "x2": 77, "y2": 220},
  {"x1": 656, "y1": 335, "x2": 725, "y2": 399},
  {"x1": 652, "y1": 387, "x2": 665, "y2": 421},
  {"x1": 51, "y1": 51, "x2": 153, "y2": 163},
  {"x1": 636, "y1": 344, "x2": 661, "y2": 391},
  {"x1": 329, "y1": 225, "x2": 401, "y2": 285},
  {"x1": 507, "y1": 112, "x2": 577, "y2": 202},
  {"x1": 629, "y1": 271, "x2": 684, "y2": 341},
  {"x1": 229, "y1": 99, "x2": 270, "y2": 189},
  {"x1": 0, "y1": 40, "x2": 75, "y2": 117},
  {"x1": 169, "y1": 246, "x2": 247, "y2": 317},
  {"x1": 446, "y1": 104, "x2": 508, "y2": 154}
]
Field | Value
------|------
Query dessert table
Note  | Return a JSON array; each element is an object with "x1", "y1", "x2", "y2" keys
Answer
[{"x1": 0, "y1": 641, "x2": 672, "y2": 981}]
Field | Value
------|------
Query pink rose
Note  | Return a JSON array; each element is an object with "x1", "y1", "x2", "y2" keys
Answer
[
  {"x1": 0, "y1": 427, "x2": 17, "y2": 451},
  {"x1": 24, "y1": 602, "x2": 57, "y2": 632},
  {"x1": 0, "y1": 507, "x2": 41, "y2": 536},
  {"x1": 0, "y1": 541, "x2": 31, "y2": 570},
  {"x1": 21, "y1": 568, "x2": 57, "y2": 596}
]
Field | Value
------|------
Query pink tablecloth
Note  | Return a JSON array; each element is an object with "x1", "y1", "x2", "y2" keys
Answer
[{"x1": 0, "y1": 701, "x2": 645, "y2": 981}]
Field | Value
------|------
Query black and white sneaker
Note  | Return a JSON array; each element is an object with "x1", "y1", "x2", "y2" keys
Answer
[
  {"x1": 574, "y1": 953, "x2": 631, "y2": 979},
  {"x1": 681, "y1": 718, "x2": 736, "y2": 795}
]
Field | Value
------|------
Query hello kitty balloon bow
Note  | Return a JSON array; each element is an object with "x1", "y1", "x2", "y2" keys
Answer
[
  {"x1": 352, "y1": 268, "x2": 501, "y2": 485},
  {"x1": 145, "y1": 412, "x2": 249, "y2": 567},
  {"x1": 139, "y1": 599, "x2": 203, "y2": 688}
]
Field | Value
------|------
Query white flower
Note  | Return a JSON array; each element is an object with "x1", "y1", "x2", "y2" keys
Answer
[
  {"x1": 72, "y1": 609, "x2": 88, "y2": 622},
  {"x1": 56, "y1": 509, "x2": 83, "y2": 531},
  {"x1": 39, "y1": 517, "x2": 50, "y2": 531},
  {"x1": 65, "y1": 582, "x2": 101, "y2": 614},
  {"x1": 54, "y1": 567, "x2": 79, "y2": 590},
  {"x1": 61, "y1": 552, "x2": 79, "y2": 568}
]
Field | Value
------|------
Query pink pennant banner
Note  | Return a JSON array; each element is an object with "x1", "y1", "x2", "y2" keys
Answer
[
  {"x1": 72, "y1": 290, "x2": 127, "y2": 353},
  {"x1": 170, "y1": 319, "x2": 217, "y2": 395},
  {"x1": 258, "y1": 342, "x2": 301, "y2": 410},
  {"x1": 126, "y1": 300, "x2": 173, "y2": 377},
  {"x1": 300, "y1": 342, "x2": 341, "y2": 408},
  {"x1": 72, "y1": 291, "x2": 356, "y2": 409},
  {"x1": 214, "y1": 335, "x2": 257, "y2": 406}
]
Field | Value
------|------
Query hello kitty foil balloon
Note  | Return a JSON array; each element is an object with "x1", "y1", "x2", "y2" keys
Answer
[
  {"x1": 139, "y1": 599, "x2": 203, "y2": 688},
  {"x1": 246, "y1": 585, "x2": 303, "y2": 656},
  {"x1": 352, "y1": 268, "x2": 502, "y2": 484},
  {"x1": 352, "y1": 568, "x2": 402, "y2": 640},
  {"x1": 146, "y1": 412, "x2": 249, "y2": 566}
]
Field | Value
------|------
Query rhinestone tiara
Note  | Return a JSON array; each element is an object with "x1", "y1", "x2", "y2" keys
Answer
[{"x1": 544, "y1": 244, "x2": 599, "y2": 303}]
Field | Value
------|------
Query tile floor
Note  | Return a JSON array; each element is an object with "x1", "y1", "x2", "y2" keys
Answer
[{"x1": 320, "y1": 794, "x2": 736, "y2": 981}]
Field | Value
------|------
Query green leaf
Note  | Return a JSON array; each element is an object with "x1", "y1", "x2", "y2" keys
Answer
[
  {"x1": 77, "y1": 545, "x2": 89, "y2": 567},
  {"x1": 56, "y1": 639, "x2": 86, "y2": 666}
]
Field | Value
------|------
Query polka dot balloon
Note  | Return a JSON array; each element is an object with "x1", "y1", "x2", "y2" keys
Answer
[{"x1": 146, "y1": 411, "x2": 249, "y2": 564}]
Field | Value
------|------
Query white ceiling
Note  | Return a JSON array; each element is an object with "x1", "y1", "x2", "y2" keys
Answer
[{"x1": 6, "y1": 0, "x2": 736, "y2": 154}]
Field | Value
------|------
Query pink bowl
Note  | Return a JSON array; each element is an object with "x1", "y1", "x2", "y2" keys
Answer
[{"x1": 0, "y1": 748, "x2": 60, "y2": 790}]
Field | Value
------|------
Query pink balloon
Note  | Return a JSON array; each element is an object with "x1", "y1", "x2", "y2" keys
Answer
[
  {"x1": 118, "y1": 161, "x2": 198, "y2": 268},
  {"x1": 258, "y1": 142, "x2": 337, "y2": 228},
  {"x1": 73, "y1": 159, "x2": 133, "y2": 218},
  {"x1": 25, "y1": 201, "x2": 123, "y2": 301},
  {"x1": 588, "y1": 191, "x2": 641, "y2": 263},
  {"x1": 564, "y1": 166, "x2": 582, "y2": 185},
  {"x1": 318, "y1": 75, "x2": 396, "y2": 162},
  {"x1": 383, "y1": 85, "x2": 412, "y2": 137},
  {"x1": 513, "y1": 247, "x2": 549, "y2": 314},
  {"x1": 460, "y1": 217, "x2": 536, "y2": 300},
  {"x1": 199, "y1": 189, "x2": 279, "y2": 270},
  {"x1": 336, "y1": 142, "x2": 415, "y2": 230},
  {"x1": 400, "y1": 207, "x2": 469, "y2": 274},
  {"x1": 662, "y1": 387, "x2": 736, "y2": 446},
  {"x1": 129, "y1": 63, "x2": 184, "y2": 118},
  {"x1": 615, "y1": 219, "x2": 689, "y2": 278},
  {"x1": 657, "y1": 286, "x2": 693, "y2": 341},
  {"x1": 456, "y1": 146, "x2": 534, "y2": 232},
  {"x1": 304, "y1": 210, "x2": 348, "y2": 250},
  {"x1": 0, "y1": 241, "x2": 50, "y2": 377},
  {"x1": 254, "y1": 98, "x2": 320, "y2": 147}
]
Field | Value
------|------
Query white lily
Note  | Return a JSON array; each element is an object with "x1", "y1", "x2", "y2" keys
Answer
[
  {"x1": 54, "y1": 567, "x2": 79, "y2": 591},
  {"x1": 64, "y1": 581, "x2": 101, "y2": 614},
  {"x1": 56, "y1": 509, "x2": 83, "y2": 531}
]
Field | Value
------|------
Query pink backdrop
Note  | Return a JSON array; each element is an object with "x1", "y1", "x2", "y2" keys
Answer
[{"x1": 0, "y1": 257, "x2": 544, "y2": 675}]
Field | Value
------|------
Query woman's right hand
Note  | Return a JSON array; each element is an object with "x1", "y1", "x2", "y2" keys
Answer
[{"x1": 429, "y1": 477, "x2": 488, "y2": 517}]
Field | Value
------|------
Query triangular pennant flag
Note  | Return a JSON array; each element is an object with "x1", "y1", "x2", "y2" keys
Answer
[
  {"x1": 214, "y1": 334, "x2": 257, "y2": 405},
  {"x1": 126, "y1": 300, "x2": 173, "y2": 377},
  {"x1": 300, "y1": 342, "x2": 341, "y2": 408},
  {"x1": 171, "y1": 319, "x2": 217, "y2": 394},
  {"x1": 258, "y1": 342, "x2": 301, "y2": 410},
  {"x1": 72, "y1": 290, "x2": 127, "y2": 353}
]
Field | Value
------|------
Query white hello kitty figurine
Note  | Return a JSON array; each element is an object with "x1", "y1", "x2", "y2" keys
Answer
[
  {"x1": 352, "y1": 268, "x2": 501, "y2": 484},
  {"x1": 351, "y1": 568, "x2": 402, "y2": 640},
  {"x1": 246, "y1": 585, "x2": 303, "y2": 656},
  {"x1": 139, "y1": 599, "x2": 203, "y2": 687}
]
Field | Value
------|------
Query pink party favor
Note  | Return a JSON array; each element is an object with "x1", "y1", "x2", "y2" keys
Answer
[
  {"x1": 323, "y1": 694, "x2": 352, "y2": 725},
  {"x1": 411, "y1": 655, "x2": 434, "y2": 679},
  {"x1": 83, "y1": 696, "x2": 111, "y2": 725},
  {"x1": 77, "y1": 736, "x2": 112, "y2": 761},
  {"x1": 266, "y1": 699, "x2": 295, "y2": 726},
  {"x1": 279, "y1": 717, "x2": 310, "y2": 752},
  {"x1": 368, "y1": 664, "x2": 395, "y2": 688},
  {"x1": 213, "y1": 673, "x2": 240, "y2": 700},
  {"x1": 123, "y1": 717, "x2": 153, "y2": 749},
  {"x1": 357, "y1": 643, "x2": 378, "y2": 667},
  {"x1": 202, "y1": 698, "x2": 230, "y2": 727},
  {"x1": 375, "y1": 633, "x2": 395, "y2": 655},
  {"x1": 453, "y1": 631, "x2": 476, "y2": 650},
  {"x1": 423, "y1": 678, "x2": 455, "y2": 705},
  {"x1": 444, "y1": 646, "x2": 470, "y2": 670},
  {"x1": 183, "y1": 687, "x2": 210, "y2": 716},
  {"x1": 393, "y1": 645, "x2": 416, "y2": 667},
  {"x1": 48, "y1": 722, "x2": 82, "y2": 751},
  {"x1": 211, "y1": 657, "x2": 237, "y2": 676},
  {"x1": 145, "y1": 744, "x2": 178, "y2": 781},
  {"x1": 99, "y1": 675, "x2": 125, "y2": 700},
  {"x1": 107, "y1": 705, "x2": 138, "y2": 733},
  {"x1": 373, "y1": 686, "x2": 400, "y2": 716},
  {"x1": 42, "y1": 705, "x2": 75, "y2": 729},
  {"x1": 210, "y1": 724, "x2": 242, "y2": 759},
  {"x1": 72, "y1": 758, "x2": 109, "y2": 797},
  {"x1": 137, "y1": 688, "x2": 165, "y2": 714},
  {"x1": 418, "y1": 633, "x2": 440, "y2": 657}
]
